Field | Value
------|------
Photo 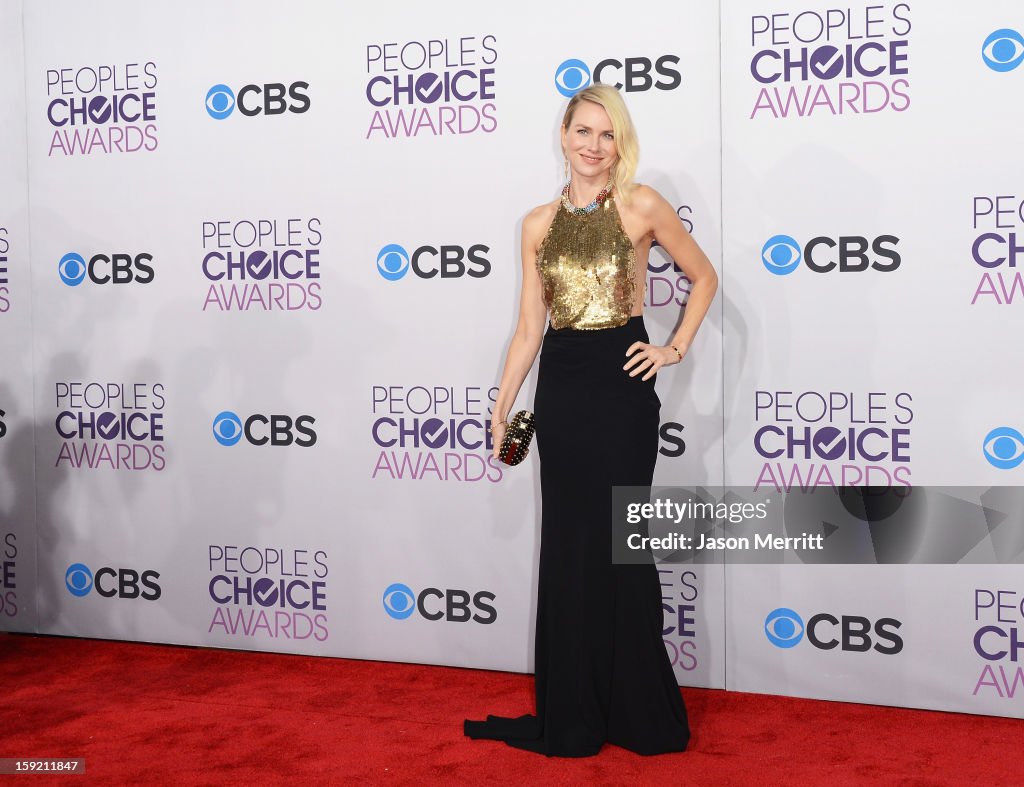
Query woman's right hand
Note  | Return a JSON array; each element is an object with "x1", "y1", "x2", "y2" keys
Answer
[{"x1": 490, "y1": 419, "x2": 507, "y2": 460}]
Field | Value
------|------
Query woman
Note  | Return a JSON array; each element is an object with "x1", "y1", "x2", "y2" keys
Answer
[{"x1": 465, "y1": 84, "x2": 718, "y2": 757}]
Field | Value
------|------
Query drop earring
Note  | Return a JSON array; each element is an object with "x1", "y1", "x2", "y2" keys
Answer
[{"x1": 563, "y1": 157, "x2": 569, "y2": 182}]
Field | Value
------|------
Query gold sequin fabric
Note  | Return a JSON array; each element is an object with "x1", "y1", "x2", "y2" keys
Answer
[{"x1": 537, "y1": 196, "x2": 637, "y2": 330}]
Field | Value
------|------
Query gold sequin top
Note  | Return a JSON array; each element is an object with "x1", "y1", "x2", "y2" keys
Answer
[{"x1": 537, "y1": 194, "x2": 637, "y2": 330}]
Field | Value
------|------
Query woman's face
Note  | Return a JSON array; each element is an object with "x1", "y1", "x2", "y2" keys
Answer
[{"x1": 561, "y1": 100, "x2": 617, "y2": 182}]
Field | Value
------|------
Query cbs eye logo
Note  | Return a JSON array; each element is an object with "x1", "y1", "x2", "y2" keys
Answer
[
  {"x1": 761, "y1": 234, "x2": 900, "y2": 275},
  {"x1": 764, "y1": 607, "x2": 804, "y2": 648},
  {"x1": 765, "y1": 607, "x2": 903, "y2": 654},
  {"x1": 58, "y1": 253, "x2": 87, "y2": 286},
  {"x1": 212, "y1": 410, "x2": 317, "y2": 447},
  {"x1": 377, "y1": 244, "x2": 409, "y2": 282},
  {"x1": 212, "y1": 411, "x2": 244, "y2": 446},
  {"x1": 982, "y1": 29, "x2": 1024, "y2": 72},
  {"x1": 761, "y1": 235, "x2": 803, "y2": 276},
  {"x1": 205, "y1": 81, "x2": 311, "y2": 119},
  {"x1": 65, "y1": 562, "x2": 94, "y2": 597},
  {"x1": 554, "y1": 56, "x2": 681, "y2": 97},
  {"x1": 382, "y1": 582, "x2": 497, "y2": 623},
  {"x1": 382, "y1": 583, "x2": 416, "y2": 620},
  {"x1": 376, "y1": 243, "x2": 491, "y2": 281},
  {"x1": 58, "y1": 251, "x2": 155, "y2": 287},
  {"x1": 205, "y1": 84, "x2": 236, "y2": 119},
  {"x1": 555, "y1": 59, "x2": 592, "y2": 97},
  {"x1": 65, "y1": 562, "x2": 161, "y2": 600},
  {"x1": 983, "y1": 426, "x2": 1024, "y2": 470}
]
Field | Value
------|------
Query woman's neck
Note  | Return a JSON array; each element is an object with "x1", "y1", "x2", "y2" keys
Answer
[{"x1": 567, "y1": 172, "x2": 611, "y2": 207}]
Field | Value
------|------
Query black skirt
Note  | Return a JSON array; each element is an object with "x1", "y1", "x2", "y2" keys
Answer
[{"x1": 465, "y1": 316, "x2": 690, "y2": 756}]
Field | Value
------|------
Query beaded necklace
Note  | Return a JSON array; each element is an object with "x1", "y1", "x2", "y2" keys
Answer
[{"x1": 560, "y1": 178, "x2": 613, "y2": 216}]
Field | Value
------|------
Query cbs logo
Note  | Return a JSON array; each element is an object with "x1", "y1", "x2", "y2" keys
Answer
[
  {"x1": 205, "y1": 82, "x2": 311, "y2": 119},
  {"x1": 65, "y1": 563, "x2": 161, "y2": 601},
  {"x1": 764, "y1": 607, "x2": 903, "y2": 654},
  {"x1": 983, "y1": 427, "x2": 1024, "y2": 470},
  {"x1": 982, "y1": 29, "x2": 1024, "y2": 72},
  {"x1": 212, "y1": 411, "x2": 317, "y2": 448},
  {"x1": 761, "y1": 235, "x2": 900, "y2": 275},
  {"x1": 659, "y1": 422, "x2": 685, "y2": 458},
  {"x1": 382, "y1": 582, "x2": 497, "y2": 624},
  {"x1": 376, "y1": 243, "x2": 490, "y2": 281},
  {"x1": 555, "y1": 56, "x2": 682, "y2": 97},
  {"x1": 58, "y1": 252, "x2": 155, "y2": 287}
]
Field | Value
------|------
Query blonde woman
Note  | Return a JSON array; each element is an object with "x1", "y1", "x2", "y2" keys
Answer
[{"x1": 465, "y1": 84, "x2": 718, "y2": 756}]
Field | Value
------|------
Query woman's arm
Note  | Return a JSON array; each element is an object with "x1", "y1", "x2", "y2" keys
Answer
[
  {"x1": 624, "y1": 185, "x2": 719, "y2": 380},
  {"x1": 490, "y1": 206, "x2": 552, "y2": 457}
]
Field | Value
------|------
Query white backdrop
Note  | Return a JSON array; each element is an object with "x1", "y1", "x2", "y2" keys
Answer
[
  {"x1": 1, "y1": 0, "x2": 1022, "y2": 722},
  {"x1": 721, "y1": 0, "x2": 1024, "y2": 719}
]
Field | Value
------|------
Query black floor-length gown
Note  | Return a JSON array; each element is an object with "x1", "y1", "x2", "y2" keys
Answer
[{"x1": 465, "y1": 315, "x2": 691, "y2": 756}]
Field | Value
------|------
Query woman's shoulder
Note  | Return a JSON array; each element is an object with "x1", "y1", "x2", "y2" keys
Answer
[
  {"x1": 621, "y1": 183, "x2": 666, "y2": 215},
  {"x1": 522, "y1": 199, "x2": 559, "y2": 239}
]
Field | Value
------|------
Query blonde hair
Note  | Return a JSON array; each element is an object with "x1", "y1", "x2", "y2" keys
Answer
[{"x1": 561, "y1": 84, "x2": 639, "y2": 200}]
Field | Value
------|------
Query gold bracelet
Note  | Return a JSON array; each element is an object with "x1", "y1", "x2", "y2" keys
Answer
[
  {"x1": 670, "y1": 345, "x2": 682, "y2": 362},
  {"x1": 487, "y1": 419, "x2": 508, "y2": 433}
]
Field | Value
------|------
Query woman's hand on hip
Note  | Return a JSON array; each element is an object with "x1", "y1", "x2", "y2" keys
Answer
[{"x1": 624, "y1": 342, "x2": 685, "y2": 381}]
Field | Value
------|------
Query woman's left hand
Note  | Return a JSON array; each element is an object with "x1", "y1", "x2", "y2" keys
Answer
[{"x1": 624, "y1": 342, "x2": 686, "y2": 381}]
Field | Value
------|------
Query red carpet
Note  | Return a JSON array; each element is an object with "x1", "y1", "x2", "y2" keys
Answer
[{"x1": 1, "y1": 632, "x2": 1019, "y2": 785}]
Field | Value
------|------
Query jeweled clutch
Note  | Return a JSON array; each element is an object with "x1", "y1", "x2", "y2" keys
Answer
[{"x1": 498, "y1": 410, "x2": 535, "y2": 466}]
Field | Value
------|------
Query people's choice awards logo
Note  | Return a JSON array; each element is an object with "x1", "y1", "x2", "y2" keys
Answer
[
  {"x1": 754, "y1": 389, "x2": 913, "y2": 490},
  {"x1": 748, "y1": 6, "x2": 911, "y2": 119},
  {"x1": 371, "y1": 384, "x2": 502, "y2": 482},
  {"x1": 971, "y1": 195, "x2": 1024, "y2": 305},
  {"x1": 201, "y1": 218, "x2": 322, "y2": 312},
  {"x1": 982, "y1": 29, "x2": 1024, "y2": 72},
  {"x1": 208, "y1": 545, "x2": 329, "y2": 641},
  {"x1": 56, "y1": 382, "x2": 166, "y2": 471},
  {"x1": 45, "y1": 62, "x2": 158, "y2": 156},
  {"x1": 0, "y1": 227, "x2": 10, "y2": 313},
  {"x1": 661, "y1": 568, "x2": 699, "y2": 672},
  {"x1": 364, "y1": 35, "x2": 497, "y2": 140},
  {"x1": 983, "y1": 427, "x2": 1024, "y2": 470},
  {"x1": 973, "y1": 587, "x2": 1024, "y2": 699},
  {"x1": 1, "y1": 534, "x2": 17, "y2": 618}
]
